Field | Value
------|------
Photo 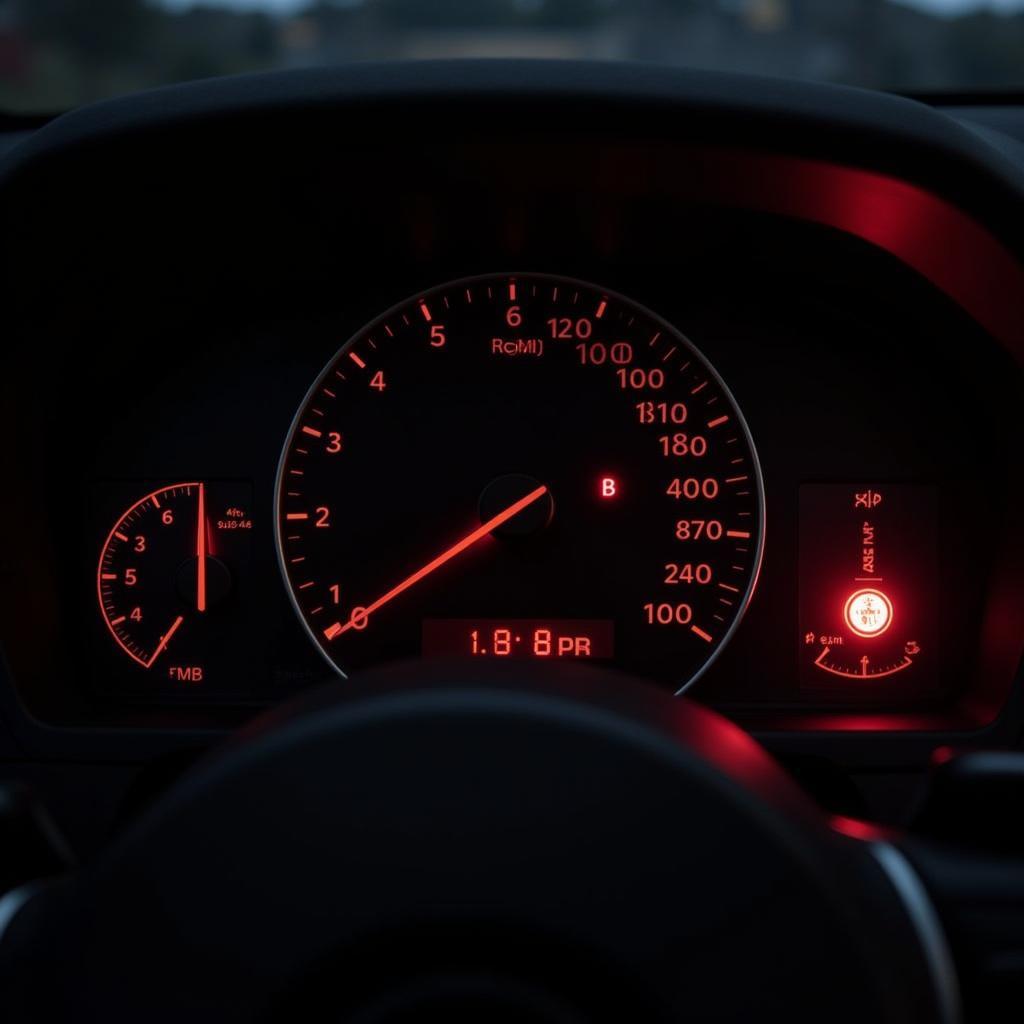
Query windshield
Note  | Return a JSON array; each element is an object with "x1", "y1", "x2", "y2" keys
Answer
[{"x1": 1, "y1": 0, "x2": 1022, "y2": 114}]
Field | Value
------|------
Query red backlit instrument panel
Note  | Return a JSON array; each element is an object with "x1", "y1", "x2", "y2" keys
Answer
[{"x1": 275, "y1": 273, "x2": 765, "y2": 693}]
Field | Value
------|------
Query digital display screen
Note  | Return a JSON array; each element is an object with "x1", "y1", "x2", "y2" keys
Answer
[{"x1": 423, "y1": 619, "x2": 614, "y2": 659}]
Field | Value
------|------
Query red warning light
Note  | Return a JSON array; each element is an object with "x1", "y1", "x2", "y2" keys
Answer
[
  {"x1": 600, "y1": 476, "x2": 618, "y2": 499},
  {"x1": 844, "y1": 588, "x2": 893, "y2": 638}
]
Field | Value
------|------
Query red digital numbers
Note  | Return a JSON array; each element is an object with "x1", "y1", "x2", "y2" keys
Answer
[
  {"x1": 471, "y1": 627, "x2": 592, "y2": 658},
  {"x1": 423, "y1": 619, "x2": 614, "y2": 660}
]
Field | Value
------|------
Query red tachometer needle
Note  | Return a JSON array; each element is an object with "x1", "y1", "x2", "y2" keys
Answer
[
  {"x1": 196, "y1": 482, "x2": 207, "y2": 612},
  {"x1": 323, "y1": 484, "x2": 548, "y2": 641},
  {"x1": 147, "y1": 614, "x2": 184, "y2": 668}
]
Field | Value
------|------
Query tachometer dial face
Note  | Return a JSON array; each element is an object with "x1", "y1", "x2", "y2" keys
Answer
[
  {"x1": 97, "y1": 481, "x2": 250, "y2": 682},
  {"x1": 276, "y1": 273, "x2": 764, "y2": 693}
]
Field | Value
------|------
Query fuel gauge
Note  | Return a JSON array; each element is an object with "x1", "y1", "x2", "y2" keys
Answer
[
  {"x1": 97, "y1": 481, "x2": 253, "y2": 687},
  {"x1": 798, "y1": 484, "x2": 936, "y2": 699}
]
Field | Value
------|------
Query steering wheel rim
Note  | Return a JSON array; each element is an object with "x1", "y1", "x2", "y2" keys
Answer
[{"x1": 0, "y1": 663, "x2": 952, "y2": 1023}]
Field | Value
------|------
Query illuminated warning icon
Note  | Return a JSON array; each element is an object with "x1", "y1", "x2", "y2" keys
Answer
[
  {"x1": 854, "y1": 490, "x2": 883, "y2": 509},
  {"x1": 843, "y1": 588, "x2": 893, "y2": 638},
  {"x1": 804, "y1": 631, "x2": 816, "y2": 645},
  {"x1": 905, "y1": 640, "x2": 920, "y2": 656}
]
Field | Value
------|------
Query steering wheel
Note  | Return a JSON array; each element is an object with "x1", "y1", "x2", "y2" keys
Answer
[{"x1": 0, "y1": 663, "x2": 1012, "y2": 1022}]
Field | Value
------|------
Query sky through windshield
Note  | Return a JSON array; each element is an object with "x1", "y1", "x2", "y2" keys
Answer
[{"x1": 1, "y1": 1, "x2": 1023, "y2": 113}]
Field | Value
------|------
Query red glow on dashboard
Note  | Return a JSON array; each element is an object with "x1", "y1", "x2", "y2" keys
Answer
[
  {"x1": 843, "y1": 588, "x2": 893, "y2": 638},
  {"x1": 599, "y1": 476, "x2": 618, "y2": 499},
  {"x1": 689, "y1": 151, "x2": 1024, "y2": 353},
  {"x1": 829, "y1": 814, "x2": 890, "y2": 842}
]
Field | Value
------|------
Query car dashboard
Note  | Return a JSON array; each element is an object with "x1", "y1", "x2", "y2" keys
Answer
[{"x1": 0, "y1": 62, "x2": 1022, "y2": 844}]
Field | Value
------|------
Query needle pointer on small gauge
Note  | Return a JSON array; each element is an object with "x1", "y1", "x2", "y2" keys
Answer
[
  {"x1": 196, "y1": 481, "x2": 207, "y2": 613},
  {"x1": 146, "y1": 614, "x2": 184, "y2": 668},
  {"x1": 323, "y1": 484, "x2": 549, "y2": 641}
]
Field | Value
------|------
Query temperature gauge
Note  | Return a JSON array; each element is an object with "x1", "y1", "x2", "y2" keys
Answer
[
  {"x1": 798, "y1": 484, "x2": 936, "y2": 699},
  {"x1": 96, "y1": 481, "x2": 253, "y2": 687}
]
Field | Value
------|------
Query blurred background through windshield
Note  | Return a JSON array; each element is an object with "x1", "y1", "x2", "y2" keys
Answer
[{"x1": 1, "y1": 1, "x2": 1023, "y2": 113}]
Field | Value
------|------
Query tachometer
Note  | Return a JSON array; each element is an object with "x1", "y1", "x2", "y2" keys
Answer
[
  {"x1": 275, "y1": 273, "x2": 764, "y2": 692},
  {"x1": 97, "y1": 481, "x2": 253, "y2": 685}
]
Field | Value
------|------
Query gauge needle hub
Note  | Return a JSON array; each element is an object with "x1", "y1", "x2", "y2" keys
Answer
[
  {"x1": 197, "y1": 482, "x2": 207, "y2": 612},
  {"x1": 324, "y1": 484, "x2": 548, "y2": 641}
]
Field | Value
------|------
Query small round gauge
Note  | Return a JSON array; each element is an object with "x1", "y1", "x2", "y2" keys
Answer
[
  {"x1": 97, "y1": 482, "x2": 234, "y2": 675},
  {"x1": 276, "y1": 273, "x2": 764, "y2": 693}
]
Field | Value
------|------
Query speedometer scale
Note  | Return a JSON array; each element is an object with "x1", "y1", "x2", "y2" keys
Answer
[{"x1": 276, "y1": 274, "x2": 763, "y2": 692}]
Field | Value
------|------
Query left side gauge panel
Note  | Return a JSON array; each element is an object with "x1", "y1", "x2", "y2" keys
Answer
[{"x1": 96, "y1": 481, "x2": 254, "y2": 692}]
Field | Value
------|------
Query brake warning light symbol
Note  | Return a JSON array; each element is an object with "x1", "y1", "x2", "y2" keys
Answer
[{"x1": 843, "y1": 589, "x2": 893, "y2": 638}]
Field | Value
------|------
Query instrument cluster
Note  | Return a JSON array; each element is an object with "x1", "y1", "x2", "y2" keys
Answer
[
  {"x1": 0, "y1": 75, "x2": 1021, "y2": 752},
  {"x1": 2, "y1": 236, "x2": 1018, "y2": 742}
]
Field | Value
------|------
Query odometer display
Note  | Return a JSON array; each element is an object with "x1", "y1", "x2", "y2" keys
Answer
[
  {"x1": 422, "y1": 619, "x2": 615, "y2": 660},
  {"x1": 276, "y1": 273, "x2": 764, "y2": 692}
]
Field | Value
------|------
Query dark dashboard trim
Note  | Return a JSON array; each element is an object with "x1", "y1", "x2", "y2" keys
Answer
[{"x1": 3, "y1": 62, "x2": 1021, "y2": 347}]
